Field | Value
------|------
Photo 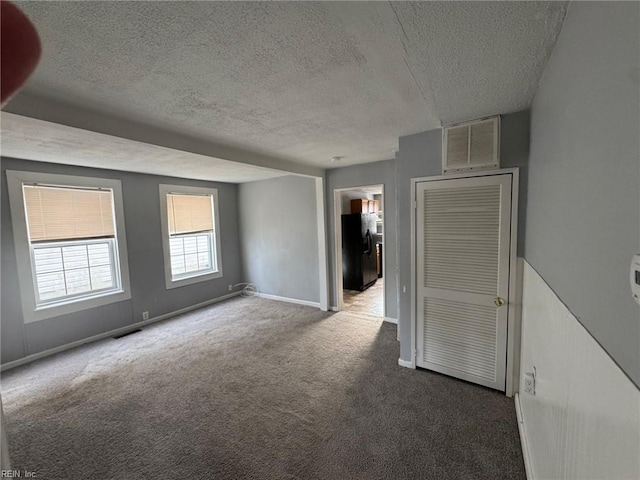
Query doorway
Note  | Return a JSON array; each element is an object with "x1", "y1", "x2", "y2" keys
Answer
[
  {"x1": 413, "y1": 171, "x2": 519, "y2": 392},
  {"x1": 334, "y1": 185, "x2": 384, "y2": 317}
]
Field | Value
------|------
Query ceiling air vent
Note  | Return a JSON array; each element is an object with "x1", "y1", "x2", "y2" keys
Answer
[{"x1": 442, "y1": 115, "x2": 500, "y2": 174}]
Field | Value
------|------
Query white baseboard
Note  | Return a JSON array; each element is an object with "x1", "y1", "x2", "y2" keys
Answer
[
  {"x1": 257, "y1": 293, "x2": 320, "y2": 309},
  {"x1": 0, "y1": 291, "x2": 241, "y2": 372},
  {"x1": 398, "y1": 357, "x2": 415, "y2": 369},
  {"x1": 514, "y1": 393, "x2": 533, "y2": 480}
]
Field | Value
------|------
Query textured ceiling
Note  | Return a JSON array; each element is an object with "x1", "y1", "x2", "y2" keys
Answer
[
  {"x1": 7, "y1": 1, "x2": 566, "y2": 172},
  {"x1": 1, "y1": 113, "x2": 288, "y2": 183}
]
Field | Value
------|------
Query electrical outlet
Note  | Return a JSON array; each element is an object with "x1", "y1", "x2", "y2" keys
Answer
[
  {"x1": 228, "y1": 284, "x2": 233, "y2": 291},
  {"x1": 142, "y1": 311, "x2": 149, "y2": 321},
  {"x1": 524, "y1": 372, "x2": 535, "y2": 395}
]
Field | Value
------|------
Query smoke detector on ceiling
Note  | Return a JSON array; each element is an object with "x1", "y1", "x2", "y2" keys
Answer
[{"x1": 330, "y1": 156, "x2": 343, "y2": 163}]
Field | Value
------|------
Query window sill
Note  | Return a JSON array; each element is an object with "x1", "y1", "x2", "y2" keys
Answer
[
  {"x1": 166, "y1": 269, "x2": 223, "y2": 290},
  {"x1": 24, "y1": 288, "x2": 131, "y2": 324},
  {"x1": 35, "y1": 288, "x2": 125, "y2": 312}
]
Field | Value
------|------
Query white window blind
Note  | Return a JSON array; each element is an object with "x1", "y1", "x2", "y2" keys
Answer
[
  {"x1": 7, "y1": 170, "x2": 132, "y2": 323},
  {"x1": 159, "y1": 184, "x2": 222, "y2": 289},
  {"x1": 23, "y1": 185, "x2": 115, "y2": 242},
  {"x1": 167, "y1": 194, "x2": 214, "y2": 235}
]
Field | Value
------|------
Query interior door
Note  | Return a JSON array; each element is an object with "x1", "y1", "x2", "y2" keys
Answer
[{"x1": 416, "y1": 174, "x2": 512, "y2": 390}]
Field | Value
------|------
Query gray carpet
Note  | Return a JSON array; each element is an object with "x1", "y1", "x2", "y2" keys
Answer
[{"x1": 1, "y1": 297, "x2": 525, "y2": 479}]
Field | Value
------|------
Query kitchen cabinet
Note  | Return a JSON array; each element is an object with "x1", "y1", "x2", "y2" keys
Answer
[{"x1": 350, "y1": 199, "x2": 379, "y2": 214}]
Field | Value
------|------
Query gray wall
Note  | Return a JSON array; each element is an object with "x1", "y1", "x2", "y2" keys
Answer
[
  {"x1": 238, "y1": 175, "x2": 320, "y2": 303},
  {"x1": 1, "y1": 158, "x2": 243, "y2": 364},
  {"x1": 396, "y1": 111, "x2": 531, "y2": 360},
  {"x1": 525, "y1": 3, "x2": 640, "y2": 385},
  {"x1": 326, "y1": 159, "x2": 397, "y2": 319}
]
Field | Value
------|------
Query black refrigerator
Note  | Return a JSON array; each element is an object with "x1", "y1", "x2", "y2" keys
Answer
[{"x1": 342, "y1": 213, "x2": 378, "y2": 291}]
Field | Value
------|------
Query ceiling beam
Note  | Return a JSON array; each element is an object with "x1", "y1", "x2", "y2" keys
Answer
[{"x1": 4, "y1": 91, "x2": 325, "y2": 178}]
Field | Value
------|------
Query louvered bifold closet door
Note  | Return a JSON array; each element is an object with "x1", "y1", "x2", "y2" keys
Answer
[{"x1": 416, "y1": 174, "x2": 512, "y2": 391}]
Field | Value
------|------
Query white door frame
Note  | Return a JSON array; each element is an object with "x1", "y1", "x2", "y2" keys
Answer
[
  {"x1": 315, "y1": 177, "x2": 329, "y2": 311},
  {"x1": 410, "y1": 168, "x2": 520, "y2": 396},
  {"x1": 333, "y1": 184, "x2": 385, "y2": 314}
]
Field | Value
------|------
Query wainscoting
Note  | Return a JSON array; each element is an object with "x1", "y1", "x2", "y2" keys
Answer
[{"x1": 517, "y1": 261, "x2": 639, "y2": 479}]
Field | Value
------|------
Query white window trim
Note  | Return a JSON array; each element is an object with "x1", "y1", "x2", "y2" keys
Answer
[
  {"x1": 6, "y1": 170, "x2": 132, "y2": 323},
  {"x1": 159, "y1": 184, "x2": 223, "y2": 289}
]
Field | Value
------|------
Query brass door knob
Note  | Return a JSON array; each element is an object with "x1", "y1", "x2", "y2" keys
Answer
[{"x1": 494, "y1": 297, "x2": 506, "y2": 307}]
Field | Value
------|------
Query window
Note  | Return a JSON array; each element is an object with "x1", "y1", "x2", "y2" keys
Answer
[
  {"x1": 7, "y1": 171, "x2": 131, "y2": 323},
  {"x1": 159, "y1": 184, "x2": 222, "y2": 289}
]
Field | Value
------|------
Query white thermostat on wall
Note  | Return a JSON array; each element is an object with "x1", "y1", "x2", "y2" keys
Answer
[{"x1": 632, "y1": 254, "x2": 640, "y2": 306}]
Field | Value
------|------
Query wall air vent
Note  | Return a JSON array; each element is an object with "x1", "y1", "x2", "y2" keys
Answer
[{"x1": 442, "y1": 115, "x2": 500, "y2": 174}]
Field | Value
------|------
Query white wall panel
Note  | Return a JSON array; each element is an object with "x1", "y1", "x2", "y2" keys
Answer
[{"x1": 518, "y1": 261, "x2": 640, "y2": 480}]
